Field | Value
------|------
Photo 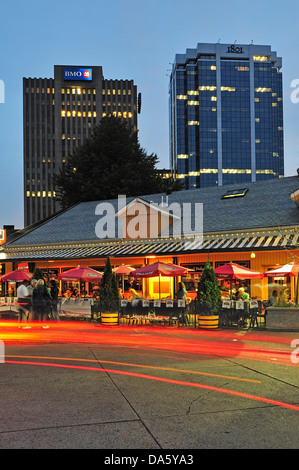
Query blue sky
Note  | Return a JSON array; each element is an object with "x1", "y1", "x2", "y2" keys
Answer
[{"x1": 0, "y1": 0, "x2": 299, "y2": 229}]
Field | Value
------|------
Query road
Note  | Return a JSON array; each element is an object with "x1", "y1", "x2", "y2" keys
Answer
[{"x1": 0, "y1": 320, "x2": 298, "y2": 451}]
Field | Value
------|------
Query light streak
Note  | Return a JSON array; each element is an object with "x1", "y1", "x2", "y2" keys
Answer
[
  {"x1": 5, "y1": 360, "x2": 299, "y2": 412},
  {"x1": 4, "y1": 355, "x2": 261, "y2": 383}
]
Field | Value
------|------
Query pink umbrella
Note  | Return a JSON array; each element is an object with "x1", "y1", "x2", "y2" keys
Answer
[
  {"x1": 57, "y1": 266, "x2": 103, "y2": 282},
  {"x1": 0, "y1": 269, "x2": 32, "y2": 282}
]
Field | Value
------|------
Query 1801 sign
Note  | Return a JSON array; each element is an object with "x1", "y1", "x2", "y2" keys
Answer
[{"x1": 227, "y1": 45, "x2": 244, "y2": 54}]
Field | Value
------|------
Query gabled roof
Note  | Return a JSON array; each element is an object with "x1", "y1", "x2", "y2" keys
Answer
[{"x1": 4, "y1": 176, "x2": 299, "y2": 248}]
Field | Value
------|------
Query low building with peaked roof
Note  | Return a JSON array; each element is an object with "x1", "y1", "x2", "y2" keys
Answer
[{"x1": 1, "y1": 176, "x2": 298, "y2": 300}]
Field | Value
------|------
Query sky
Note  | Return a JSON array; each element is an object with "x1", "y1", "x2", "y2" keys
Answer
[{"x1": 0, "y1": 0, "x2": 299, "y2": 229}]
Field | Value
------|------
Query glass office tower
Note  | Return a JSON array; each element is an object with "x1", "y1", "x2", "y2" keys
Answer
[{"x1": 169, "y1": 43, "x2": 284, "y2": 189}]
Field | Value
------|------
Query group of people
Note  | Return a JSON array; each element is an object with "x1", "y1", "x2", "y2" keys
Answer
[{"x1": 17, "y1": 278, "x2": 59, "y2": 322}]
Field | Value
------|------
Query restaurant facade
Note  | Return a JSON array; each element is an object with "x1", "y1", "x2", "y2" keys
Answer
[{"x1": 1, "y1": 175, "x2": 298, "y2": 303}]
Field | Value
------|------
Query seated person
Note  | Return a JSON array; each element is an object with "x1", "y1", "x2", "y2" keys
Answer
[
  {"x1": 236, "y1": 287, "x2": 250, "y2": 301},
  {"x1": 128, "y1": 287, "x2": 140, "y2": 299},
  {"x1": 64, "y1": 288, "x2": 72, "y2": 298},
  {"x1": 266, "y1": 289, "x2": 278, "y2": 306}
]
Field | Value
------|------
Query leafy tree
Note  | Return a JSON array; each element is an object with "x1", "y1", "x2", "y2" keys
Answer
[
  {"x1": 197, "y1": 261, "x2": 221, "y2": 315},
  {"x1": 99, "y1": 256, "x2": 119, "y2": 313},
  {"x1": 53, "y1": 116, "x2": 170, "y2": 208}
]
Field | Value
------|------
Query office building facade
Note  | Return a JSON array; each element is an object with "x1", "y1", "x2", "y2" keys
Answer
[
  {"x1": 23, "y1": 65, "x2": 138, "y2": 226},
  {"x1": 169, "y1": 43, "x2": 284, "y2": 189}
]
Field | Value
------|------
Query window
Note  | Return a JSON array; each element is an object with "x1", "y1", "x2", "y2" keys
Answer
[{"x1": 222, "y1": 188, "x2": 248, "y2": 199}]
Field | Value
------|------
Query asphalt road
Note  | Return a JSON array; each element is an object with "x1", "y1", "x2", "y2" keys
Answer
[{"x1": 0, "y1": 321, "x2": 298, "y2": 452}]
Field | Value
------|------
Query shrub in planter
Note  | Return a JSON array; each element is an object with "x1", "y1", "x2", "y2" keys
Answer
[
  {"x1": 197, "y1": 261, "x2": 221, "y2": 328},
  {"x1": 99, "y1": 256, "x2": 119, "y2": 325}
]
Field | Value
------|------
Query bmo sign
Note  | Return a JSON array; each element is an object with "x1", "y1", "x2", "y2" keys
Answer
[{"x1": 64, "y1": 68, "x2": 92, "y2": 81}]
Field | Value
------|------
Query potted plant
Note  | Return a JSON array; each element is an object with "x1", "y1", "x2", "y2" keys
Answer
[
  {"x1": 99, "y1": 256, "x2": 120, "y2": 325},
  {"x1": 197, "y1": 260, "x2": 221, "y2": 329}
]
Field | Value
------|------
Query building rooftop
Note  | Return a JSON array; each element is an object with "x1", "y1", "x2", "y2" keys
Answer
[{"x1": 5, "y1": 176, "x2": 299, "y2": 248}]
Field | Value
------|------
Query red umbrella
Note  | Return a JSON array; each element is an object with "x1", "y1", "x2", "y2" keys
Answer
[
  {"x1": 131, "y1": 261, "x2": 188, "y2": 298},
  {"x1": 263, "y1": 263, "x2": 299, "y2": 278},
  {"x1": 113, "y1": 265, "x2": 136, "y2": 292},
  {"x1": 57, "y1": 266, "x2": 103, "y2": 282},
  {"x1": 0, "y1": 269, "x2": 32, "y2": 282},
  {"x1": 113, "y1": 265, "x2": 136, "y2": 275},
  {"x1": 214, "y1": 262, "x2": 263, "y2": 279},
  {"x1": 131, "y1": 261, "x2": 188, "y2": 278},
  {"x1": 214, "y1": 263, "x2": 263, "y2": 300}
]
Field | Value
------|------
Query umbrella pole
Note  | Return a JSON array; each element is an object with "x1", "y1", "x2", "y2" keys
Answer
[
  {"x1": 159, "y1": 274, "x2": 161, "y2": 299},
  {"x1": 122, "y1": 275, "x2": 124, "y2": 294},
  {"x1": 296, "y1": 273, "x2": 299, "y2": 305}
]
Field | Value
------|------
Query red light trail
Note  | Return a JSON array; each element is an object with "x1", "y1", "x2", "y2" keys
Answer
[{"x1": 4, "y1": 359, "x2": 299, "y2": 412}]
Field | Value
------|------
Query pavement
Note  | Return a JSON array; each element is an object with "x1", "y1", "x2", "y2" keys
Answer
[{"x1": 0, "y1": 320, "x2": 298, "y2": 451}]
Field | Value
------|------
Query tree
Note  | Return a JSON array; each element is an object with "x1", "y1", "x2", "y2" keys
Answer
[
  {"x1": 99, "y1": 256, "x2": 119, "y2": 313},
  {"x1": 53, "y1": 116, "x2": 169, "y2": 209},
  {"x1": 197, "y1": 261, "x2": 221, "y2": 315}
]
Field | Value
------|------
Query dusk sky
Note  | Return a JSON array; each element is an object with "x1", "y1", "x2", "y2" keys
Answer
[{"x1": 1, "y1": 0, "x2": 299, "y2": 229}]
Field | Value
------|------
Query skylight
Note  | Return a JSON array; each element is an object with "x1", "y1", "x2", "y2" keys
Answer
[{"x1": 222, "y1": 188, "x2": 248, "y2": 199}]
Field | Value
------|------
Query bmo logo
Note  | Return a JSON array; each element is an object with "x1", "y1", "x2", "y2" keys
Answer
[{"x1": 64, "y1": 68, "x2": 92, "y2": 81}]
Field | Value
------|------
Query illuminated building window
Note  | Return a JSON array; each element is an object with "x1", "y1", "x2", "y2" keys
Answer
[
  {"x1": 188, "y1": 121, "x2": 199, "y2": 125},
  {"x1": 253, "y1": 55, "x2": 269, "y2": 61},
  {"x1": 255, "y1": 87, "x2": 272, "y2": 92},
  {"x1": 177, "y1": 95, "x2": 188, "y2": 100},
  {"x1": 221, "y1": 87, "x2": 236, "y2": 92},
  {"x1": 211, "y1": 96, "x2": 217, "y2": 101},
  {"x1": 211, "y1": 65, "x2": 216, "y2": 70},
  {"x1": 198, "y1": 86, "x2": 216, "y2": 91},
  {"x1": 177, "y1": 154, "x2": 188, "y2": 159},
  {"x1": 188, "y1": 100, "x2": 199, "y2": 106}
]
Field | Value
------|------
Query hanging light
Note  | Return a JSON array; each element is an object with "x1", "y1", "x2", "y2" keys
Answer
[{"x1": 251, "y1": 252, "x2": 256, "y2": 259}]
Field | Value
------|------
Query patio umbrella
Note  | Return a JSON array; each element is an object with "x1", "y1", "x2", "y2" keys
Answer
[
  {"x1": 263, "y1": 262, "x2": 299, "y2": 304},
  {"x1": 214, "y1": 262, "x2": 264, "y2": 280},
  {"x1": 131, "y1": 261, "x2": 188, "y2": 298},
  {"x1": 0, "y1": 269, "x2": 32, "y2": 282},
  {"x1": 57, "y1": 266, "x2": 103, "y2": 282},
  {"x1": 113, "y1": 265, "x2": 135, "y2": 293},
  {"x1": 214, "y1": 262, "x2": 263, "y2": 299}
]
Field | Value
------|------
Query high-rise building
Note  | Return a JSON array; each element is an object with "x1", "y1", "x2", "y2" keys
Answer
[
  {"x1": 169, "y1": 43, "x2": 284, "y2": 189},
  {"x1": 23, "y1": 65, "x2": 138, "y2": 226}
]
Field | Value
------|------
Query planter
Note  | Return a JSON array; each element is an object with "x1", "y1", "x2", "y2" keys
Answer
[
  {"x1": 197, "y1": 315, "x2": 219, "y2": 329},
  {"x1": 266, "y1": 307, "x2": 299, "y2": 331},
  {"x1": 101, "y1": 312, "x2": 119, "y2": 326}
]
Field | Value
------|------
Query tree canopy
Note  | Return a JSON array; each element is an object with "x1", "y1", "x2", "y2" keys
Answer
[{"x1": 53, "y1": 116, "x2": 175, "y2": 208}]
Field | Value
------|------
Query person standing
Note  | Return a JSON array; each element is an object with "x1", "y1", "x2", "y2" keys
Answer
[
  {"x1": 49, "y1": 279, "x2": 59, "y2": 321},
  {"x1": 17, "y1": 279, "x2": 31, "y2": 322},
  {"x1": 27, "y1": 279, "x2": 37, "y2": 320},
  {"x1": 32, "y1": 279, "x2": 52, "y2": 323}
]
